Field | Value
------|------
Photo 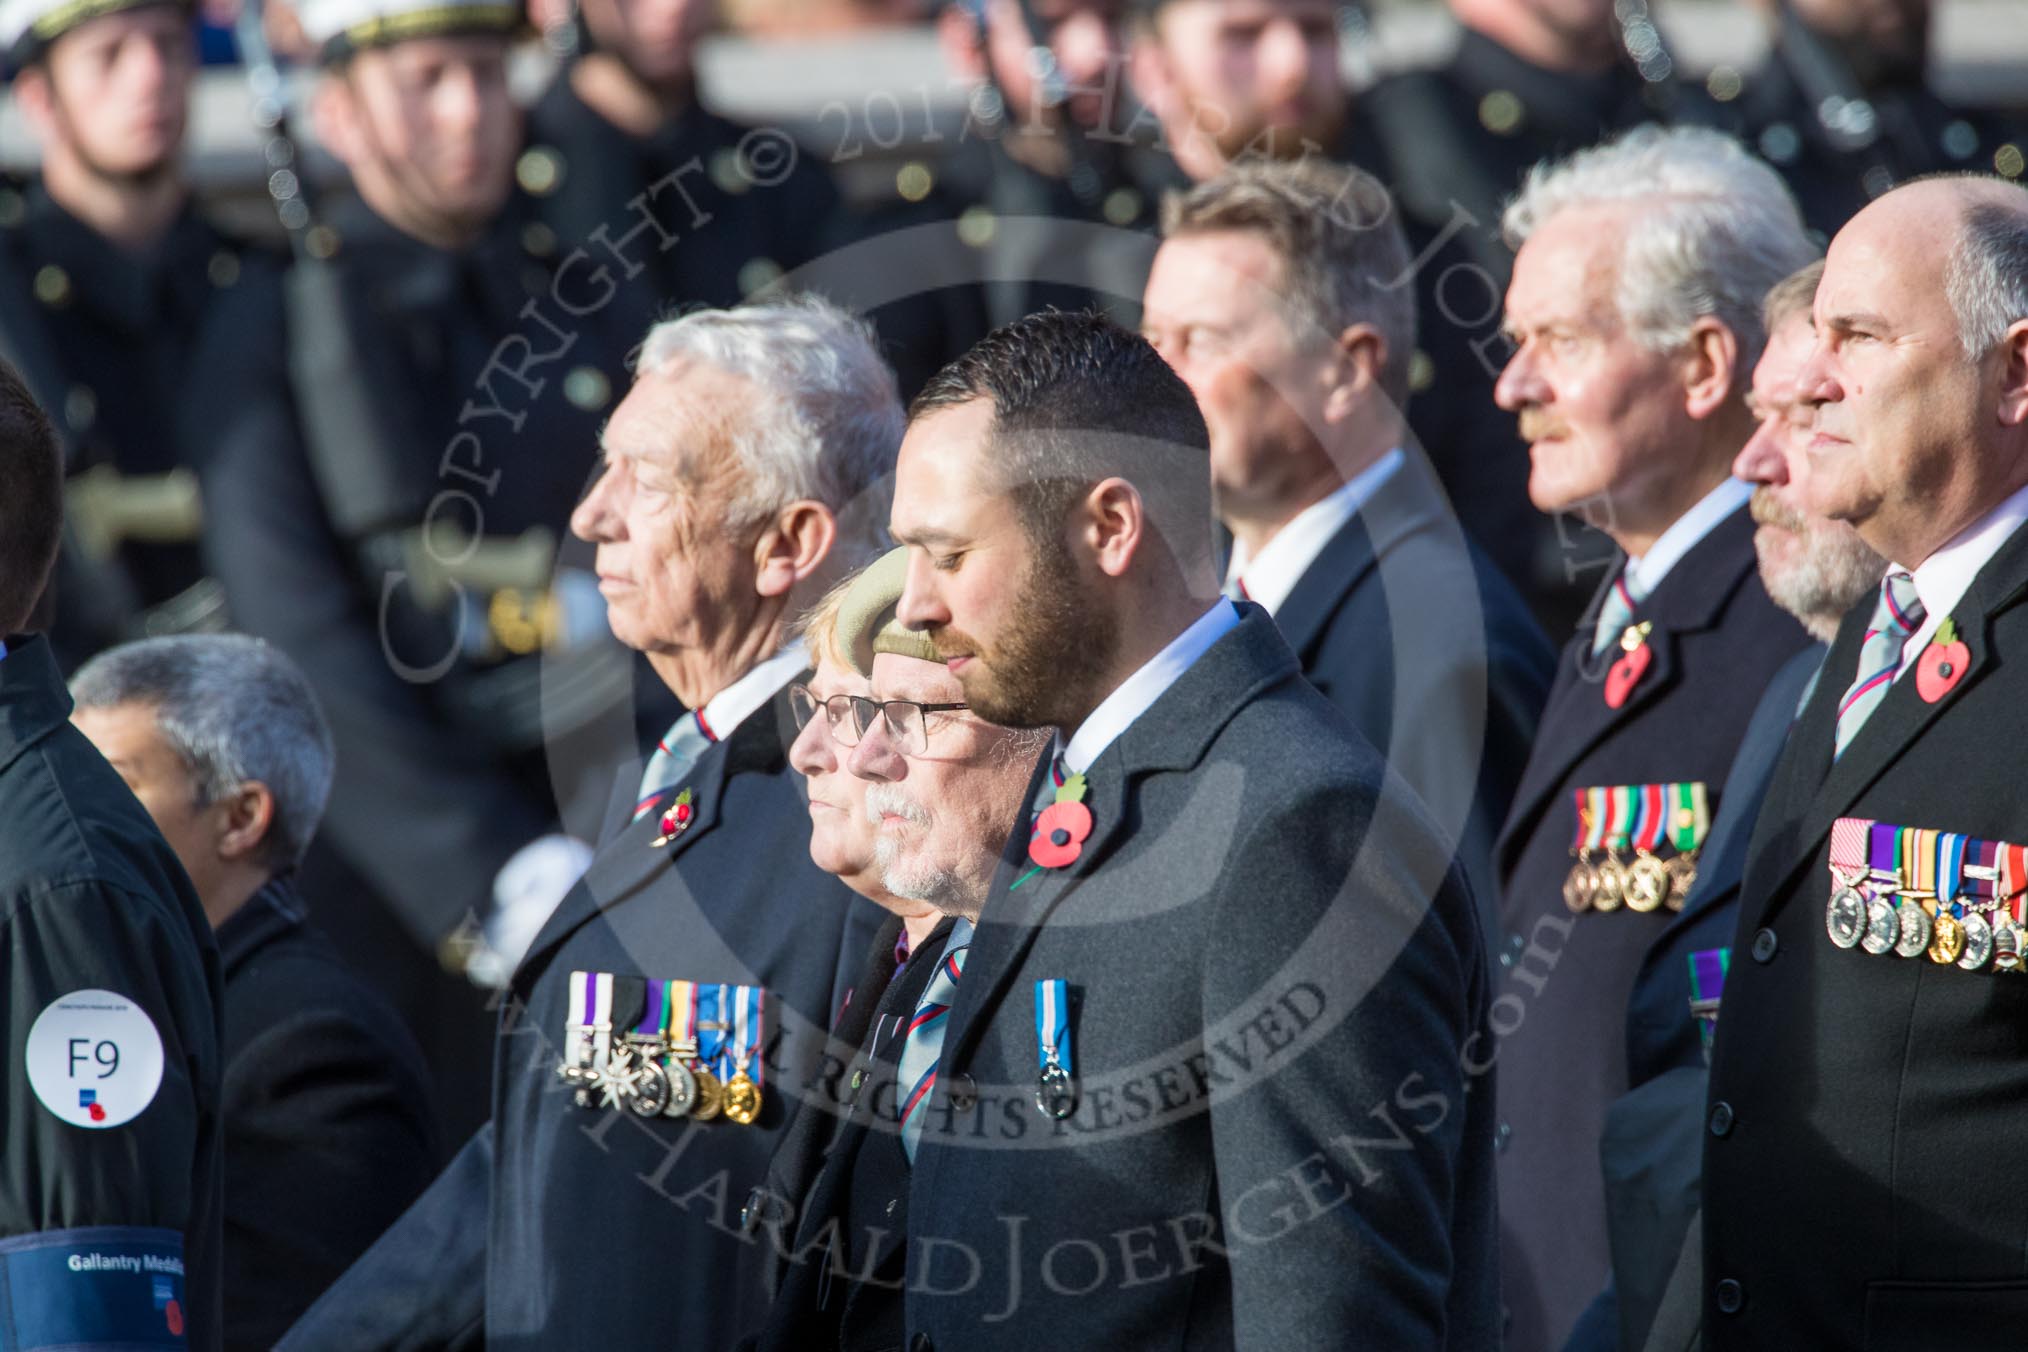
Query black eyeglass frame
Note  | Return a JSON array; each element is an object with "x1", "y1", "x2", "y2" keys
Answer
[{"x1": 788, "y1": 683, "x2": 970, "y2": 754}]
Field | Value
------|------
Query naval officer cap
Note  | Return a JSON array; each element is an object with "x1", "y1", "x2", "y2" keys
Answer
[
  {"x1": 835, "y1": 548, "x2": 942, "y2": 679},
  {"x1": 295, "y1": 0, "x2": 524, "y2": 63},
  {"x1": 0, "y1": 0, "x2": 188, "y2": 68}
]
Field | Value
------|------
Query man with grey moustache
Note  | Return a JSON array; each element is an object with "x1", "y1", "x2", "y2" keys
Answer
[
  {"x1": 1592, "y1": 258, "x2": 1886, "y2": 1352},
  {"x1": 741, "y1": 547, "x2": 1046, "y2": 1352}
]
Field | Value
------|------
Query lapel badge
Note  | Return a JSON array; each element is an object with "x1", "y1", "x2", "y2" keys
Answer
[
  {"x1": 1016, "y1": 772, "x2": 1093, "y2": 888},
  {"x1": 1604, "y1": 621, "x2": 1654, "y2": 710},
  {"x1": 652, "y1": 788, "x2": 696, "y2": 848},
  {"x1": 1916, "y1": 618, "x2": 1970, "y2": 704}
]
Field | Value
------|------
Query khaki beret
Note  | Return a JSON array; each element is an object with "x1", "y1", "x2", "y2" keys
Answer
[{"x1": 836, "y1": 547, "x2": 941, "y2": 678}]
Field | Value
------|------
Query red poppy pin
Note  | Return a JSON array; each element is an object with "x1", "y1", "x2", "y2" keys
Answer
[
  {"x1": 1916, "y1": 618, "x2": 1970, "y2": 703},
  {"x1": 1604, "y1": 622, "x2": 1654, "y2": 710},
  {"x1": 1015, "y1": 773, "x2": 1092, "y2": 887},
  {"x1": 652, "y1": 788, "x2": 695, "y2": 848}
]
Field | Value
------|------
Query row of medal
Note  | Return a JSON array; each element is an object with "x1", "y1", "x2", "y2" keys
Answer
[
  {"x1": 1562, "y1": 781, "x2": 1712, "y2": 914},
  {"x1": 1825, "y1": 819, "x2": 2028, "y2": 972},
  {"x1": 555, "y1": 972, "x2": 769, "y2": 1123}
]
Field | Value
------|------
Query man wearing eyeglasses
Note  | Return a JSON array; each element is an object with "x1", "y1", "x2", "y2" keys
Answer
[{"x1": 745, "y1": 547, "x2": 1047, "y2": 1352}]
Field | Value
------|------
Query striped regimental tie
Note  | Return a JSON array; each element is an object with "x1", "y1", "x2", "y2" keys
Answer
[
  {"x1": 633, "y1": 709, "x2": 718, "y2": 820},
  {"x1": 896, "y1": 918, "x2": 974, "y2": 1163},
  {"x1": 1592, "y1": 566, "x2": 1652, "y2": 656},
  {"x1": 1833, "y1": 570, "x2": 1926, "y2": 760}
]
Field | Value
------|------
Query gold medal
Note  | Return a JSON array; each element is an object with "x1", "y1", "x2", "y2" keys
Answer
[
  {"x1": 1563, "y1": 854, "x2": 1597, "y2": 913},
  {"x1": 1592, "y1": 854, "x2": 1628, "y2": 913},
  {"x1": 1626, "y1": 853, "x2": 1669, "y2": 913},
  {"x1": 689, "y1": 1064, "x2": 724, "y2": 1120},
  {"x1": 722, "y1": 1071, "x2": 763, "y2": 1125},
  {"x1": 1664, "y1": 854, "x2": 1696, "y2": 911},
  {"x1": 1928, "y1": 911, "x2": 1966, "y2": 965}
]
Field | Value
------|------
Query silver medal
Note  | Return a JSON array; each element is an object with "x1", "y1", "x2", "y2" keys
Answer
[
  {"x1": 1958, "y1": 911, "x2": 1995, "y2": 970},
  {"x1": 1826, "y1": 887, "x2": 1866, "y2": 949},
  {"x1": 1035, "y1": 1060, "x2": 1077, "y2": 1120},
  {"x1": 628, "y1": 1059, "x2": 671, "y2": 1116},
  {"x1": 661, "y1": 1058, "x2": 699, "y2": 1118},
  {"x1": 1893, "y1": 902, "x2": 1933, "y2": 959},
  {"x1": 1860, "y1": 895, "x2": 1901, "y2": 955},
  {"x1": 1993, "y1": 918, "x2": 2023, "y2": 972}
]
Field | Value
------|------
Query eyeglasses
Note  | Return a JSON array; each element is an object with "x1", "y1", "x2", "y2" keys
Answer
[{"x1": 788, "y1": 684, "x2": 969, "y2": 755}]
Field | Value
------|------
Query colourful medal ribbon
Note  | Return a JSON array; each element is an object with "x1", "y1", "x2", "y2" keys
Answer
[
  {"x1": 697, "y1": 984, "x2": 725, "y2": 1079},
  {"x1": 1669, "y1": 783, "x2": 1711, "y2": 853},
  {"x1": 1034, "y1": 978, "x2": 1072, "y2": 1076},
  {"x1": 1583, "y1": 787, "x2": 1608, "y2": 853},
  {"x1": 1866, "y1": 821, "x2": 1901, "y2": 898},
  {"x1": 591, "y1": 972, "x2": 614, "y2": 1068},
  {"x1": 1902, "y1": 827, "x2": 1935, "y2": 910},
  {"x1": 1969, "y1": 838, "x2": 2002, "y2": 907},
  {"x1": 1608, "y1": 786, "x2": 1634, "y2": 854},
  {"x1": 2004, "y1": 843, "x2": 2028, "y2": 924},
  {"x1": 567, "y1": 970, "x2": 589, "y2": 1061},
  {"x1": 634, "y1": 977, "x2": 668, "y2": 1040},
  {"x1": 1633, "y1": 784, "x2": 1666, "y2": 853},
  {"x1": 1570, "y1": 789, "x2": 1593, "y2": 852},
  {"x1": 1931, "y1": 831, "x2": 1959, "y2": 908},
  {"x1": 669, "y1": 979, "x2": 697, "y2": 1053},
  {"x1": 1686, "y1": 946, "x2": 1730, "y2": 1051},
  {"x1": 1828, "y1": 817, "x2": 1872, "y2": 879},
  {"x1": 733, "y1": 985, "x2": 765, "y2": 1088}
]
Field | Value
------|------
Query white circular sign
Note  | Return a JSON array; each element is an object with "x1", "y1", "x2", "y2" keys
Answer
[{"x1": 24, "y1": 990, "x2": 165, "y2": 1129}]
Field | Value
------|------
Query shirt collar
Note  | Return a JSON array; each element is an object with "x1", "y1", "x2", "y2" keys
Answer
[
  {"x1": 1059, "y1": 601, "x2": 1240, "y2": 775},
  {"x1": 1895, "y1": 478, "x2": 2028, "y2": 666},
  {"x1": 1224, "y1": 448, "x2": 1405, "y2": 616},
  {"x1": 699, "y1": 638, "x2": 808, "y2": 740},
  {"x1": 1625, "y1": 477, "x2": 1754, "y2": 596}
]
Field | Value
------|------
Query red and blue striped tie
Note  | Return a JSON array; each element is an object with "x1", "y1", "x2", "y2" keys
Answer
[
  {"x1": 632, "y1": 710, "x2": 718, "y2": 821},
  {"x1": 897, "y1": 919, "x2": 973, "y2": 1163},
  {"x1": 1591, "y1": 566, "x2": 1649, "y2": 656},
  {"x1": 1833, "y1": 570, "x2": 1925, "y2": 760}
]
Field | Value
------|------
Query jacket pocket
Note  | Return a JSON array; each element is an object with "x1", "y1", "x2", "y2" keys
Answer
[{"x1": 1866, "y1": 1276, "x2": 2028, "y2": 1350}]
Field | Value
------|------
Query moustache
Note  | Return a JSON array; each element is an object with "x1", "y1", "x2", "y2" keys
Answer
[
  {"x1": 929, "y1": 625, "x2": 981, "y2": 662},
  {"x1": 1518, "y1": 408, "x2": 1570, "y2": 443},
  {"x1": 1750, "y1": 486, "x2": 1808, "y2": 533},
  {"x1": 865, "y1": 784, "x2": 932, "y2": 828}
]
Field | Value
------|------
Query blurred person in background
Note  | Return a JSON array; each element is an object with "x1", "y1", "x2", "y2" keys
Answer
[
  {"x1": 72, "y1": 634, "x2": 441, "y2": 1352},
  {"x1": 1724, "y1": 0, "x2": 2026, "y2": 232},
  {"x1": 1129, "y1": 0, "x2": 1583, "y2": 625},
  {"x1": 1142, "y1": 157, "x2": 1553, "y2": 939},
  {"x1": 195, "y1": 0, "x2": 667, "y2": 1140},
  {"x1": 0, "y1": 0, "x2": 263, "y2": 668}
]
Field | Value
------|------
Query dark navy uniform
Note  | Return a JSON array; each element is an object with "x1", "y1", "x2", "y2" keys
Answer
[
  {"x1": 0, "y1": 184, "x2": 258, "y2": 669},
  {"x1": 0, "y1": 633, "x2": 222, "y2": 1351},
  {"x1": 1704, "y1": 526, "x2": 2028, "y2": 1349},
  {"x1": 196, "y1": 186, "x2": 657, "y2": 954},
  {"x1": 216, "y1": 876, "x2": 440, "y2": 1352},
  {"x1": 281, "y1": 688, "x2": 883, "y2": 1350},
  {"x1": 1490, "y1": 505, "x2": 1810, "y2": 1350}
]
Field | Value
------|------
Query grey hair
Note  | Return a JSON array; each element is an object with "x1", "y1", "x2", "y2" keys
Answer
[
  {"x1": 1943, "y1": 195, "x2": 2028, "y2": 359},
  {"x1": 1162, "y1": 159, "x2": 1416, "y2": 404},
  {"x1": 71, "y1": 634, "x2": 334, "y2": 873},
  {"x1": 635, "y1": 294, "x2": 904, "y2": 568},
  {"x1": 1762, "y1": 259, "x2": 1825, "y2": 335},
  {"x1": 1503, "y1": 125, "x2": 1817, "y2": 372}
]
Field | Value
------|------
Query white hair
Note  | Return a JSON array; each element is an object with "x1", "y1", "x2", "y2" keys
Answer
[
  {"x1": 71, "y1": 634, "x2": 335, "y2": 872},
  {"x1": 1503, "y1": 125, "x2": 1818, "y2": 371},
  {"x1": 1943, "y1": 194, "x2": 2028, "y2": 359},
  {"x1": 636, "y1": 294, "x2": 904, "y2": 566}
]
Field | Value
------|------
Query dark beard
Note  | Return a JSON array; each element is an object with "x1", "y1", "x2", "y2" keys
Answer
[{"x1": 942, "y1": 543, "x2": 1119, "y2": 731}]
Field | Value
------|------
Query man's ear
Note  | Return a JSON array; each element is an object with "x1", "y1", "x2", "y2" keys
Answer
[
  {"x1": 14, "y1": 65, "x2": 57, "y2": 143},
  {"x1": 1321, "y1": 322, "x2": 1386, "y2": 426},
  {"x1": 216, "y1": 783, "x2": 277, "y2": 865},
  {"x1": 1081, "y1": 477, "x2": 1146, "y2": 579},
  {"x1": 1996, "y1": 317, "x2": 2028, "y2": 429},
  {"x1": 310, "y1": 72, "x2": 361, "y2": 170},
  {"x1": 937, "y1": 2, "x2": 987, "y2": 82},
  {"x1": 1681, "y1": 316, "x2": 1741, "y2": 421},
  {"x1": 753, "y1": 500, "x2": 839, "y2": 598}
]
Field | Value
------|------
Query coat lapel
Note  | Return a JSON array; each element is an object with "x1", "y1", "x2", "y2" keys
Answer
[
  {"x1": 1271, "y1": 454, "x2": 1443, "y2": 662},
  {"x1": 1496, "y1": 506, "x2": 1761, "y2": 870},
  {"x1": 1754, "y1": 531, "x2": 2028, "y2": 920}
]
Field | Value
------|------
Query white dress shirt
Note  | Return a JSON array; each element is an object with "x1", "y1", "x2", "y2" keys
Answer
[
  {"x1": 1060, "y1": 601, "x2": 1241, "y2": 775},
  {"x1": 1223, "y1": 448, "x2": 1406, "y2": 615},
  {"x1": 1624, "y1": 476, "x2": 1754, "y2": 596},
  {"x1": 1892, "y1": 478, "x2": 2028, "y2": 677},
  {"x1": 699, "y1": 638, "x2": 810, "y2": 737}
]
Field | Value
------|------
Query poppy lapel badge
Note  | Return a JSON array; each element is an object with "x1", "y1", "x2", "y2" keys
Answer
[
  {"x1": 1915, "y1": 618, "x2": 1970, "y2": 704},
  {"x1": 652, "y1": 788, "x2": 696, "y2": 848}
]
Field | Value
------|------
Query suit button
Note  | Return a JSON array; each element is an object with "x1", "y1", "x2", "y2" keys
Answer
[
  {"x1": 1709, "y1": 1102, "x2": 1735, "y2": 1138},
  {"x1": 1716, "y1": 1277, "x2": 1744, "y2": 1314},
  {"x1": 739, "y1": 1188, "x2": 763, "y2": 1233},
  {"x1": 947, "y1": 1073, "x2": 978, "y2": 1112},
  {"x1": 1752, "y1": 928, "x2": 1779, "y2": 963},
  {"x1": 1495, "y1": 1120, "x2": 1512, "y2": 1152},
  {"x1": 911, "y1": 1335, "x2": 934, "y2": 1352}
]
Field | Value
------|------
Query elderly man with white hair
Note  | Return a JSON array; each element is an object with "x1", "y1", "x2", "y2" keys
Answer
[
  {"x1": 281, "y1": 295, "x2": 899, "y2": 1352},
  {"x1": 1484, "y1": 125, "x2": 1819, "y2": 1351}
]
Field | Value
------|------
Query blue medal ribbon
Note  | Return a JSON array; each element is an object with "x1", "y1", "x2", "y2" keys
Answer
[
  {"x1": 1034, "y1": 978, "x2": 1071, "y2": 1075},
  {"x1": 696, "y1": 984, "x2": 725, "y2": 1079}
]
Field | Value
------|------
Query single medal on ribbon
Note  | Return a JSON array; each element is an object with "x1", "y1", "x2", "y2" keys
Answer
[
  {"x1": 556, "y1": 970, "x2": 606, "y2": 1107},
  {"x1": 658, "y1": 978, "x2": 701, "y2": 1118},
  {"x1": 1592, "y1": 786, "x2": 1633, "y2": 913},
  {"x1": 1856, "y1": 823, "x2": 1904, "y2": 956},
  {"x1": 1664, "y1": 781, "x2": 1710, "y2": 909},
  {"x1": 1033, "y1": 978, "x2": 1076, "y2": 1120},
  {"x1": 1824, "y1": 817, "x2": 1873, "y2": 950},
  {"x1": 1686, "y1": 946, "x2": 1729, "y2": 1053},
  {"x1": 621, "y1": 978, "x2": 676, "y2": 1116},
  {"x1": 722, "y1": 985, "x2": 765, "y2": 1125},
  {"x1": 1564, "y1": 788, "x2": 1600, "y2": 913},
  {"x1": 1993, "y1": 843, "x2": 2025, "y2": 973},
  {"x1": 1625, "y1": 783, "x2": 1670, "y2": 913},
  {"x1": 690, "y1": 984, "x2": 726, "y2": 1121},
  {"x1": 1891, "y1": 828, "x2": 1940, "y2": 958}
]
